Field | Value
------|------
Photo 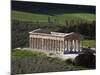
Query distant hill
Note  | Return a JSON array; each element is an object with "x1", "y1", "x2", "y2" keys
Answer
[
  {"x1": 12, "y1": 10, "x2": 96, "y2": 25},
  {"x1": 11, "y1": 1, "x2": 96, "y2": 15}
]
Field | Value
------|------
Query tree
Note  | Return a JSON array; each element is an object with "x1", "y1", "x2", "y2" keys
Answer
[{"x1": 74, "y1": 51, "x2": 96, "y2": 69}]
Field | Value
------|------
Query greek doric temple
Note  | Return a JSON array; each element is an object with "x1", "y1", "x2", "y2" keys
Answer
[{"x1": 29, "y1": 29, "x2": 83, "y2": 54}]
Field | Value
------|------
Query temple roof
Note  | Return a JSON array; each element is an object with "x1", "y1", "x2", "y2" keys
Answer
[
  {"x1": 29, "y1": 28, "x2": 83, "y2": 39},
  {"x1": 30, "y1": 28, "x2": 51, "y2": 34}
]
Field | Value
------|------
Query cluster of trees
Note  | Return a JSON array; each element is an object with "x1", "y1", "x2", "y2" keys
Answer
[
  {"x1": 58, "y1": 20, "x2": 96, "y2": 39},
  {"x1": 12, "y1": 18, "x2": 95, "y2": 49},
  {"x1": 11, "y1": 19, "x2": 57, "y2": 48},
  {"x1": 74, "y1": 52, "x2": 96, "y2": 68}
]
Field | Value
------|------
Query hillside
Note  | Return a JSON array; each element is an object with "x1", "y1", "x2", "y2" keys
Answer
[
  {"x1": 12, "y1": 10, "x2": 95, "y2": 25},
  {"x1": 12, "y1": 49, "x2": 87, "y2": 74}
]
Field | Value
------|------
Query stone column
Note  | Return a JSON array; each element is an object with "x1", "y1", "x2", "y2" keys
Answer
[
  {"x1": 32, "y1": 38, "x2": 34, "y2": 49},
  {"x1": 36, "y1": 38, "x2": 38, "y2": 49},
  {"x1": 54, "y1": 40, "x2": 55, "y2": 51},
  {"x1": 36, "y1": 38, "x2": 37, "y2": 49},
  {"x1": 34, "y1": 38, "x2": 36, "y2": 49},
  {"x1": 31, "y1": 37, "x2": 32, "y2": 48},
  {"x1": 66, "y1": 40, "x2": 68, "y2": 52},
  {"x1": 30, "y1": 37, "x2": 32, "y2": 48},
  {"x1": 52, "y1": 40, "x2": 54, "y2": 51},
  {"x1": 76, "y1": 40, "x2": 78, "y2": 52},
  {"x1": 64, "y1": 40, "x2": 66, "y2": 51},
  {"x1": 68, "y1": 40, "x2": 70, "y2": 52},
  {"x1": 72, "y1": 40, "x2": 74, "y2": 52},
  {"x1": 54, "y1": 40, "x2": 56, "y2": 51},
  {"x1": 33, "y1": 38, "x2": 35, "y2": 48},
  {"x1": 60, "y1": 40, "x2": 62, "y2": 52},
  {"x1": 57, "y1": 40, "x2": 59, "y2": 51},
  {"x1": 42, "y1": 38, "x2": 43, "y2": 50},
  {"x1": 43, "y1": 39, "x2": 45, "y2": 50},
  {"x1": 29, "y1": 37, "x2": 31, "y2": 48},
  {"x1": 56, "y1": 40, "x2": 58, "y2": 52},
  {"x1": 45, "y1": 39, "x2": 47, "y2": 50},
  {"x1": 64, "y1": 40, "x2": 65, "y2": 52},
  {"x1": 80, "y1": 40, "x2": 83, "y2": 52},
  {"x1": 49, "y1": 39, "x2": 51, "y2": 51},
  {"x1": 47, "y1": 39, "x2": 49, "y2": 50},
  {"x1": 48, "y1": 39, "x2": 50, "y2": 50},
  {"x1": 38, "y1": 38, "x2": 40, "y2": 49},
  {"x1": 62, "y1": 40, "x2": 64, "y2": 52},
  {"x1": 31, "y1": 38, "x2": 33, "y2": 48},
  {"x1": 78, "y1": 40, "x2": 80, "y2": 52},
  {"x1": 46, "y1": 39, "x2": 48, "y2": 50},
  {"x1": 70, "y1": 40, "x2": 73, "y2": 52},
  {"x1": 64, "y1": 40, "x2": 68, "y2": 52},
  {"x1": 44, "y1": 39, "x2": 46, "y2": 50},
  {"x1": 40, "y1": 38, "x2": 42, "y2": 50},
  {"x1": 37, "y1": 38, "x2": 38, "y2": 49},
  {"x1": 58, "y1": 40, "x2": 60, "y2": 51},
  {"x1": 55, "y1": 40, "x2": 57, "y2": 52},
  {"x1": 74, "y1": 40, "x2": 76, "y2": 52},
  {"x1": 50, "y1": 39, "x2": 52, "y2": 51},
  {"x1": 51, "y1": 39, "x2": 53, "y2": 51},
  {"x1": 57, "y1": 40, "x2": 59, "y2": 52},
  {"x1": 67, "y1": 40, "x2": 70, "y2": 52},
  {"x1": 35, "y1": 38, "x2": 37, "y2": 49},
  {"x1": 39, "y1": 38, "x2": 40, "y2": 49}
]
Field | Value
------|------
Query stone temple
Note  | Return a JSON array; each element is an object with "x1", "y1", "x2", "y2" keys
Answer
[{"x1": 29, "y1": 29, "x2": 83, "y2": 54}]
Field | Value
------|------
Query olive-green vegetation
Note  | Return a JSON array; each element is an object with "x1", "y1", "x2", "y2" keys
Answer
[
  {"x1": 12, "y1": 49, "x2": 47, "y2": 58},
  {"x1": 82, "y1": 40, "x2": 96, "y2": 48},
  {"x1": 12, "y1": 49, "x2": 87, "y2": 74},
  {"x1": 74, "y1": 51, "x2": 96, "y2": 69},
  {"x1": 12, "y1": 11, "x2": 95, "y2": 25}
]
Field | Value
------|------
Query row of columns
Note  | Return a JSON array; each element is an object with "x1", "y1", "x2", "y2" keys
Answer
[
  {"x1": 64, "y1": 40, "x2": 82, "y2": 52},
  {"x1": 29, "y1": 37, "x2": 82, "y2": 53}
]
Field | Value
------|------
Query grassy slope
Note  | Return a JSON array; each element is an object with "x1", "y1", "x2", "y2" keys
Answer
[
  {"x1": 11, "y1": 11, "x2": 49, "y2": 22},
  {"x1": 12, "y1": 10, "x2": 96, "y2": 25},
  {"x1": 12, "y1": 49, "x2": 87, "y2": 74},
  {"x1": 82, "y1": 40, "x2": 96, "y2": 48},
  {"x1": 12, "y1": 49, "x2": 47, "y2": 58}
]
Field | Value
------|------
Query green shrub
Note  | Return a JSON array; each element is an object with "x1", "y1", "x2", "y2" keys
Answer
[
  {"x1": 65, "y1": 58, "x2": 73, "y2": 64},
  {"x1": 74, "y1": 52, "x2": 96, "y2": 69}
]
